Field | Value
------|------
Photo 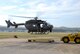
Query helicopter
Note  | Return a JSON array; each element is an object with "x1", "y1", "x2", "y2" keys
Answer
[{"x1": 5, "y1": 15, "x2": 53, "y2": 34}]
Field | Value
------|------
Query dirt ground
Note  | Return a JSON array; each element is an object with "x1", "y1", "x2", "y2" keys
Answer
[{"x1": 0, "y1": 38, "x2": 80, "y2": 54}]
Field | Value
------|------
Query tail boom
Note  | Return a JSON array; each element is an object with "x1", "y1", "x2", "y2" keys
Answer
[{"x1": 5, "y1": 20, "x2": 25, "y2": 28}]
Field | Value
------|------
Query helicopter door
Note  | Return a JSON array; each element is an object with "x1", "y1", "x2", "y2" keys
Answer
[
  {"x1": 32, "y1": 24, "x2": 38, "y2": 30},
  {"x1": 42, "y1": 23, "x2": 47, "y2": 28}
]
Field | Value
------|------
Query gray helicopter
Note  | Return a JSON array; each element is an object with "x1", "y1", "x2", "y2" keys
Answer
[{"x1": 5, "y1": 16, "x2": 53, "y2": 34}]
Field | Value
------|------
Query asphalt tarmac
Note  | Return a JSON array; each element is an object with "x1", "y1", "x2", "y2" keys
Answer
[{"x1": 0, "y1": 38, "x2": 80, "y2": 54}]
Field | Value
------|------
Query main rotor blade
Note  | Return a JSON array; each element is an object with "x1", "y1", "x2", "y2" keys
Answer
[{"x1": 9, "y1": 15, "x2": 36, "y2": 18}]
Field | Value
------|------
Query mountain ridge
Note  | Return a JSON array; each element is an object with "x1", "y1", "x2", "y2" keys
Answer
[{"x1": 0, "y1": 26, "x2": 80, "y2": 32}]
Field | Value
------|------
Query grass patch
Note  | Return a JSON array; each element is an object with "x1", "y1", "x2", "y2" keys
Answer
[{"x1": 0, "y1": 32, "x2": 71, "y2": 39}]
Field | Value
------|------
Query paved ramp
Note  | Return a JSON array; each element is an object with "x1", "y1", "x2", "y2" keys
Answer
[{"x1": 0, "y1": 38, "x2": 80, "y2": 54}]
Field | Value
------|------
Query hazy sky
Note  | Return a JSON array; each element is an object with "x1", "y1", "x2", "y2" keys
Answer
[{"x1": 0, "y1": 0, "x2": 80, "y2": 27}]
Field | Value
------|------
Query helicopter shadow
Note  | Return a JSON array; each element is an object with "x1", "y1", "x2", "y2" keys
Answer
[{"x1": 25, "y1": 41, "x2": 79, "y2": 45}]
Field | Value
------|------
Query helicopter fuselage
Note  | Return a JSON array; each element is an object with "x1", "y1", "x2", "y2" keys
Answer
[{"x1": 25, "y1": 20, "x2": 53, "y2": 33}]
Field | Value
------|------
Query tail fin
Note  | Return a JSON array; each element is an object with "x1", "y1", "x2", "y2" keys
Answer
[
  {"x1": 5, "y1": 20, "x2": 13, "y2": 28},
  {"x1": 13, "y1": 22, "x2": 16, "y2": 25},
  {"x1": 13, "y1": 22, "x2": 18, "y2": 28}
]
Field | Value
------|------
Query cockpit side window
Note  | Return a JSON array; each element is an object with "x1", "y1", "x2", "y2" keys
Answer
[
  {"x1": 33, "y1": 24, "x2": 36, "y2": 27},
  {"x1": 40, "y1": 24, "x2": 43, "y2": 28}
]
